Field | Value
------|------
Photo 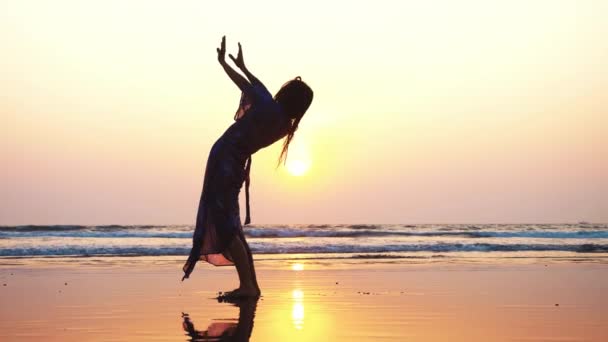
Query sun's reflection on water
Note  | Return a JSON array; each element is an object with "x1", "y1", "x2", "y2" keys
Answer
[
  {"x1": 292, "y1": 289, "x2": 304, "y2": 300},
  {"x1": 291, "y1": 263, "x2": 304, "y2": 271},
  {"x1": 291, "y1": 289, "x2": 305, "y2": 330}
]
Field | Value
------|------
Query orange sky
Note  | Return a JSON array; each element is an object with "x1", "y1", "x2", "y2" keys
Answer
[{"x1": 1, "y1": 0, "x2": 606, "y2": 224}]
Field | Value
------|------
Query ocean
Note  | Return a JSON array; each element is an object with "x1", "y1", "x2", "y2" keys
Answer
[{"x1": 1, "y1": 224, "x2": 607, "y2": 262}]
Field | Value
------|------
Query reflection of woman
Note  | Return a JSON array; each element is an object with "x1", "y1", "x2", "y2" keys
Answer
[
  {"x1": 182, "y1": 36, "x2": 313, "y2": 298},
  {"x1": 182, "y1": 298, "x2": 259, "y2": 342}
]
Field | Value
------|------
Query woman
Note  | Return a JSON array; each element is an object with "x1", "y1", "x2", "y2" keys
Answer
[{"x1": 182, "y1": 36, "x2": 314, "y2": 298}]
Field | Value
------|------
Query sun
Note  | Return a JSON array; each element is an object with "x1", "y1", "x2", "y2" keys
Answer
[
  {"x1": 283, "y1": 136, "x2": 312, "y2": 176},
  {"x1": 286, "y1": 159, "x2": 311, "y2": 176}
]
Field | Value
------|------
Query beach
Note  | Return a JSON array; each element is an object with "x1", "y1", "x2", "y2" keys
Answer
[{"x1": 1, "y1": 257, "x2": 607, "y2": 341}]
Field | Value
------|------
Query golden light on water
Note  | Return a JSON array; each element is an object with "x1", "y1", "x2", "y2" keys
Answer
[
  {"x1": 292, "y1": 289, "x2": 304, "y2": 300},
  {"x1": 292, "y1": 303, "x2": 305, "y2": 330},
  {"x1": 263, "y1": 286, "x2": 332, "y2": 339},
  {"x1": 291, "y1": 263, "x2": 304, "y2": 271},
  {"x1": 292, "y1": 289, "x2": 305, "y2": 330}
]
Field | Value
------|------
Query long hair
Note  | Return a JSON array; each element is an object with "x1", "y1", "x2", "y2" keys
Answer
[{"x1": 274, "y1": 76, "x2": 314, "y2": 166}]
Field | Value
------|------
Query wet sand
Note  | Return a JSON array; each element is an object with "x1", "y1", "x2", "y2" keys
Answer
[{"x1": 1, "y1": 259, "x2": 607, "y2": 341}]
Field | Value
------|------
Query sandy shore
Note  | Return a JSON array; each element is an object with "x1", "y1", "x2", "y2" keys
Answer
[{"x1": 1, "y1": 258, "x2": 607, "y2": 341}]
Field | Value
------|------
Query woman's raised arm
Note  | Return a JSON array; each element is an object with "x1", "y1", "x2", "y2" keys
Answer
[
  {"x1": 229, "y1": 42, "x2": 265, "y2": 87},
  {"x1": 217, "y1": 36, "x2": 251, "y2": 93}
]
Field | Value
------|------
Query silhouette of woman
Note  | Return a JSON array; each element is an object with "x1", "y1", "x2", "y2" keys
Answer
[{"x1": 182, "y1": 36, "x2": 313, "y2": 298}]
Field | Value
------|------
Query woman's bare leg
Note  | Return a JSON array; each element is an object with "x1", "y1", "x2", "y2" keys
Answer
[
  {"x1": 227, "y1": 233, "x2": 260, "y2": 297},
  {"x1": 239, "y1": 232, "x2": 260, "y2": 293}
]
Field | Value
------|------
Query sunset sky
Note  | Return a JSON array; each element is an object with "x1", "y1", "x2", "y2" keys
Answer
[{"x1": 1, "y1": 0, "x2": 606, "y2": 225}]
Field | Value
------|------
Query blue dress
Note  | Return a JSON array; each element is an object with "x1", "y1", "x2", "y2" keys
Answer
[{"x1": 182, "y1": 80, "x2": 289, "y2": 279}]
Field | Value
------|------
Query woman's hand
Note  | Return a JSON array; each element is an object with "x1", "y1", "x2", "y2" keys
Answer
[
  {"x1": 217, "y1": 35, "x2": 252, "y2": 93},
  {"x1": 216, "y1": 35, "x2": 262, "y2": 92},
  {"x1": 228, "y1": 40, "x2": 260, "y2": 85},
  {"x1": 229, "y1": 42, "x2": 246, "y2": 70},
  {"x1": 217, "y1": 36, "x2": 227, "y2": 65}
]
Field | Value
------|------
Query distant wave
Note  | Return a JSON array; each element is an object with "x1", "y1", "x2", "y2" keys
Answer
[
  {"x1": 1, "y1": 243, "x2": 607, "y2": 257},
  {"x1": 2, "y1": 223, "x2": 606, "y2": 231},
  {"x1": 246, "y1": 229, "x2": 608, "y2": 239},
  {"x1": 0, "y1": 225, "x2": 173, "y2": 232},
  {"x1": 2, "y1": 224, "x2": 607, "y2": 259},
  {"x1": 0, "y1": 230, "x2": 193, "y2": 239},
  {"x1": 2, "y1": 226, "x2": 607, "y2": 239}
]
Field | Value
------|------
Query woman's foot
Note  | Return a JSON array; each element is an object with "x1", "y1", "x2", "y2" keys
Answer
[{"x1": 218, "y1": 287, "x2": 260, "y2": 300}]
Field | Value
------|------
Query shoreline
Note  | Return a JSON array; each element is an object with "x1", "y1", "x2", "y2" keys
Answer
[{"x1": 1, "y1": 251, "x2": 607, "y2": 269}]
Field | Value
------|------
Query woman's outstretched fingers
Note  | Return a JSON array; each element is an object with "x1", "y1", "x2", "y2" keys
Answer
[
  {"x1": 217, "y1": 36, "x2": 227, "y2": 63},
  {"x1": 229, "y1": 42, "x2": 245, "y2": 69}
]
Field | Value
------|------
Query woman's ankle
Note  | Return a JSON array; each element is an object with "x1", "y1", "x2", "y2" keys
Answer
[{"x1": 239, "y1": 284, "x2": 257, "y2": 291}]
